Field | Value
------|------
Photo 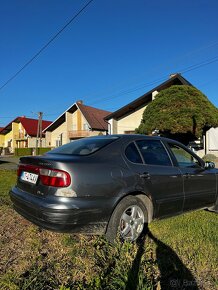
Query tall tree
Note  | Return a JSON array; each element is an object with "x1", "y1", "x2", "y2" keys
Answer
[{"x1": 136, "y1": 85, "x2": 218, "y2": 141}]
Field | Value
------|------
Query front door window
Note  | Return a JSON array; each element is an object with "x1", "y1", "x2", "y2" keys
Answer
[
  {"x1": 169, "y1": 144, "x2": 201, "y2": 168},
  {"x1": 168, "y1": 142, "x2": 216, "y2": 210}
]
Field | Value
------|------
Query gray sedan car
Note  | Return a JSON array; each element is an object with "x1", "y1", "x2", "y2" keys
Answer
[{"x1": 10, "y1": 135, "x2": 218, "y2": 242}]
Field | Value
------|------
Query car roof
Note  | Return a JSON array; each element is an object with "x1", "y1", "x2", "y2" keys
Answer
[{"x1": 89, "y1": 134, "x2": 182, "y2": 145}]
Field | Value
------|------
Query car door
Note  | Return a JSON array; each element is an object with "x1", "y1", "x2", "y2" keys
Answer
[
  {"x1": 124, "y1": 139, "x2": 184, "y2": 218},
  {"x1": 167, "y1": 142, "x2": 217, "y2": 211}
]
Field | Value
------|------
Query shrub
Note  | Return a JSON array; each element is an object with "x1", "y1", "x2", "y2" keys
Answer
[
  {"x1": 202, "y1": 153, "x2": 217, "y2": 162},
  {"x1": 36, "y1": 147, "x2": 51, "y2": 155},
  {"x1": 14, "y1": 148, "x2": 32, "y2": 156},
  {"x1": 14, "y1": 147, "x2": 52, "y2": 156}
]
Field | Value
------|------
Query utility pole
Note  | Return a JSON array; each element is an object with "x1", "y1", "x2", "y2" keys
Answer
[{"x1": 35, "y1": 112, "x2": 43, "y2": 155}]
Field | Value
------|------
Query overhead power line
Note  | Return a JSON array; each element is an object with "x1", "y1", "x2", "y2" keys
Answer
[
  {"x1": 87, "y1": 56, "x2": 218, "y2": 107},
  {"x1": 181, "y1": 56, "x2": 218, "y2": 74},
  {"x1": 0, "y1": 0, "x2": 95, "y2": 92},
  {"x1": 2, "y1": 53, "x2": 218, "y2": 122},
  {"x1": 89, "y1": 76, "x2": 167, "y2": 106}
]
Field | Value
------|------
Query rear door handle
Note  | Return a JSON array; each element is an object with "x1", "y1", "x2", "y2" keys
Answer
[
  {"x1": 139, "y1": 172, "x2": 150, "y2": 179},
  {"x1": 183, "y1": 173, "x2": 191, "y2": 179}
]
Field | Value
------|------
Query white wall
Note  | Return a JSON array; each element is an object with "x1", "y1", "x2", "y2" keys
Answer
[
  {"x1": 109, "y1": 105, "x2": 147, "y2": 134},
  {"x1": 206, "y1": 127, "x2": 218, "y2": 157}
]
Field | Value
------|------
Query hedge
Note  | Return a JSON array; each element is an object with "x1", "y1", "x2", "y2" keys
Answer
[
  {"x1": 14, "y1": 148, "x2": 32, "y2": 156},
  {"x1": 14, "y1": 147, "x2": 52, "y2": 156}
]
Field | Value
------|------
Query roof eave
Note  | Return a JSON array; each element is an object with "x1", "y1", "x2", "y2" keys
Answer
[
  {"x1": 43, "y1": 103, "x2": 78, "y2": 132},
  {"x1": 105, "y1": 74, "x2": 193, "y2": 120}
]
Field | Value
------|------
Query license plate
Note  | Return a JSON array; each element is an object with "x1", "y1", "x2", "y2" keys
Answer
[{"x1": 20, "y1": 171, "x2": 38, "y2": 184}]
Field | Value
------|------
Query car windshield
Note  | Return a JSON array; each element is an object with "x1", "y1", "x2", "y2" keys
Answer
[{"x1": 48, "y1": 136, "x2": 119, "y2": 156}]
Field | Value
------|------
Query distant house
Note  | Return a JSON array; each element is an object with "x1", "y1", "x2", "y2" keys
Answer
[
  {"x1": 203, "y1": 127, "x2": 218, "y2": 158},
  {"x1": 43, "y1": 101, "x2": 111, "y2": 147},
  {"x1": 105, "y1": 73, "x2": 218, "y2": 157},
  {"x1": 0, "y1": 127, "x2": 4, "y2": 152},
  {"x1": 105, "y1": 73, "x2": 192, "y2": 134},
  {"x1": 0, "y1": 117, "x2": 52, "y2": 153}
]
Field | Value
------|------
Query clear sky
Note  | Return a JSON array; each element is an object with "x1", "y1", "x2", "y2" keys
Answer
[{"x1": 0, "y1": 0, "x2": 218, "y2": 127}]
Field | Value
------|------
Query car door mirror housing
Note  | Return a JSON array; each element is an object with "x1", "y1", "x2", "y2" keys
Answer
[{"x1": 204, "y1": 161, "x2": 215, "y2": 169}]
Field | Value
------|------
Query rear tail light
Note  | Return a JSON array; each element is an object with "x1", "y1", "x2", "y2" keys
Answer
[
  {"x1": 39, "y1": 168, "x2": 71, "y2": 187},
  {"x1": 18, "y1": 164, "x2": 71, "y2": 187},
  {"x1": 17, "y1": 164, "x2": 39, "y2": 176}
]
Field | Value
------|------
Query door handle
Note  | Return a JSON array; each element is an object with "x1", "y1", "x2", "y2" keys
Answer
[
  {"x1": 139, "y1": 172, "x2": 150, "y2": 179},
  {"x1": 183, "y1": 173, "x2": 191, "y2": 179}
]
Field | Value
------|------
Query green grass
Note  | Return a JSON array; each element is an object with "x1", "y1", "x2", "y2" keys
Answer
[
  {"x1": 0, "y1": 170, "x2": 17, "y2": 205},
  {"x1": 0, "y1": 169, "x2": 217, "y2": 289}
]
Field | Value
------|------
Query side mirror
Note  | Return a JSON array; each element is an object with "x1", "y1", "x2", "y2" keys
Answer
[{"x1": 204, "y1": 161, "x2": 215, "y2": 169}]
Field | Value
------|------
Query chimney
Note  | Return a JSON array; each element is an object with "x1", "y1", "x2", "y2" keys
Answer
[
  {"x1": 169, "y1": 73, "x2": 180, "y2": 79},
  {"x1": 152, "y1": 90, "x2": 158, "y2": 101},
  {"x1": 77, "y1": 100, "x2": 83, "y2": 104}
]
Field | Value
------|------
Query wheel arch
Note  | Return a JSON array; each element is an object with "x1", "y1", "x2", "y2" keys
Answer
[
  {"x1": 112, "y1": 191, "x2": 154, "y2": 224},
  {"x1": 135, "y1": 193, "x2": 154, "y2": 223},
  {"x1": 105, "y1": 191, "x2": 154, "y2": 241}
]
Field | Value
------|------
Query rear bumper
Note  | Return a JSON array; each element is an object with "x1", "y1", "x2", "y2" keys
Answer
[{"x1": 10, "y1": 186, "x2": 114, "y2": 234}]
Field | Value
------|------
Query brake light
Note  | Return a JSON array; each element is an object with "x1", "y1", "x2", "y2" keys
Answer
[
  {"x1": 17, "y1": 164, "x2": 39, "y2": 177},
  {"x1": 39, "y1": 168, "x2": 71, "y2": 187},
  {"x1": 17, "y1": 164, "x2": 71, "y2": 187}
]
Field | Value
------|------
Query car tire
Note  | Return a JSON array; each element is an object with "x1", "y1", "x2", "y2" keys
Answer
[{"x1": 105, "y1": 195, "x2": 148, "y2": 243}]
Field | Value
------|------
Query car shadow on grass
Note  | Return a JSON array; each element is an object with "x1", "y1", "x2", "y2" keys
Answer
[
  {"x1": 0, "y1": 160, "x2": 10, "y2": 164},
  {"x1": 126, "y1": 228, "x2": 199, "y2": 290}
]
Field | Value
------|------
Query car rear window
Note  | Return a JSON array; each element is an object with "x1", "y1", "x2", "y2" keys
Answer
[{"x1": 48, "y1": 136, "x2": 119, "y2": 156}]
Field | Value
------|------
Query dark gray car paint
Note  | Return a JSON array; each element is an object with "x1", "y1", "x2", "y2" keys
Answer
[{"x1": 10, "y1": 135, "x2": 218, "y2": 234}]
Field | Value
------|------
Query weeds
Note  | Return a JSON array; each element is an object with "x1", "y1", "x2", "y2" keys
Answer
[{"x1": 0, "y1": 169, "x2": 218, "y2": 289}]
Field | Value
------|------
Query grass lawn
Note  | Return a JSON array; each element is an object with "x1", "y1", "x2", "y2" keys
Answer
[{"x1": 0, "y1": 169, "x2": 217, "y2": 290}]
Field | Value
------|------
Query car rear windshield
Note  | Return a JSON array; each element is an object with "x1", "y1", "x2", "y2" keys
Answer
[{"x1": 48, "y1": 136, "x2": 119, "y2": 156}]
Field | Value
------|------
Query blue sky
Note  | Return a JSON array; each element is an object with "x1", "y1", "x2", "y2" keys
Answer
[{"x1": 0, "y1": 0, "x2": 218, "y2": 127}]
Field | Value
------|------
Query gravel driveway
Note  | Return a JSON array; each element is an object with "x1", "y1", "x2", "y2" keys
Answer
[{"x1": 0, "y1": 156, "x2": 20, "y2": 170}]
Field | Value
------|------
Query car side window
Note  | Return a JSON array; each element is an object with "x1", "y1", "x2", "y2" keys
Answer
[
  {"x1": 136, "y1": 140, "x2": 172, "y2": 166},
  {"x1": 168, "y1": 143, "x2": 201, "y2": 168},
  {"x1": 125, "y1": 142, "x2": 143, "y2": 164}
]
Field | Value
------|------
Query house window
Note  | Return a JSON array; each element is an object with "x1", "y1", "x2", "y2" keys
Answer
[
  {"x1": 56, "y1": 134, "x2": 63, "y2": 147},
  {"x1": 83, "y1": 123, "x2": 89, "y2": 131},
  {"x1": 72, "y1": 124, "x2": 77, "y2": 131}
]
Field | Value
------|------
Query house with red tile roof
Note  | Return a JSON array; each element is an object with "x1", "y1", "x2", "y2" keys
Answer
[
  {"x1": 0, "y1": 117, "x2": 52, "y2": 153},
  {"x1": 43, "y1": 101, "x2": 111, "y2": 147}
]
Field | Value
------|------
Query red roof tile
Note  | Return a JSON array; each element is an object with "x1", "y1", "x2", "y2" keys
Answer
[
  {"x1": 0, "y1": 117, "x2": 52, "y2": 136},
  {"x1": 19, "y1": 117, "x2": 52, "y2": 137}
]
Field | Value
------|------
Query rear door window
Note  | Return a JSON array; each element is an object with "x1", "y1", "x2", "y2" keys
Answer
[
  {"x1": 136, "y1": 140, "x2": 172, "y2": 166},
  {"x1": 125, "y1": 142, "x2": 143, "y2": 164}
]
